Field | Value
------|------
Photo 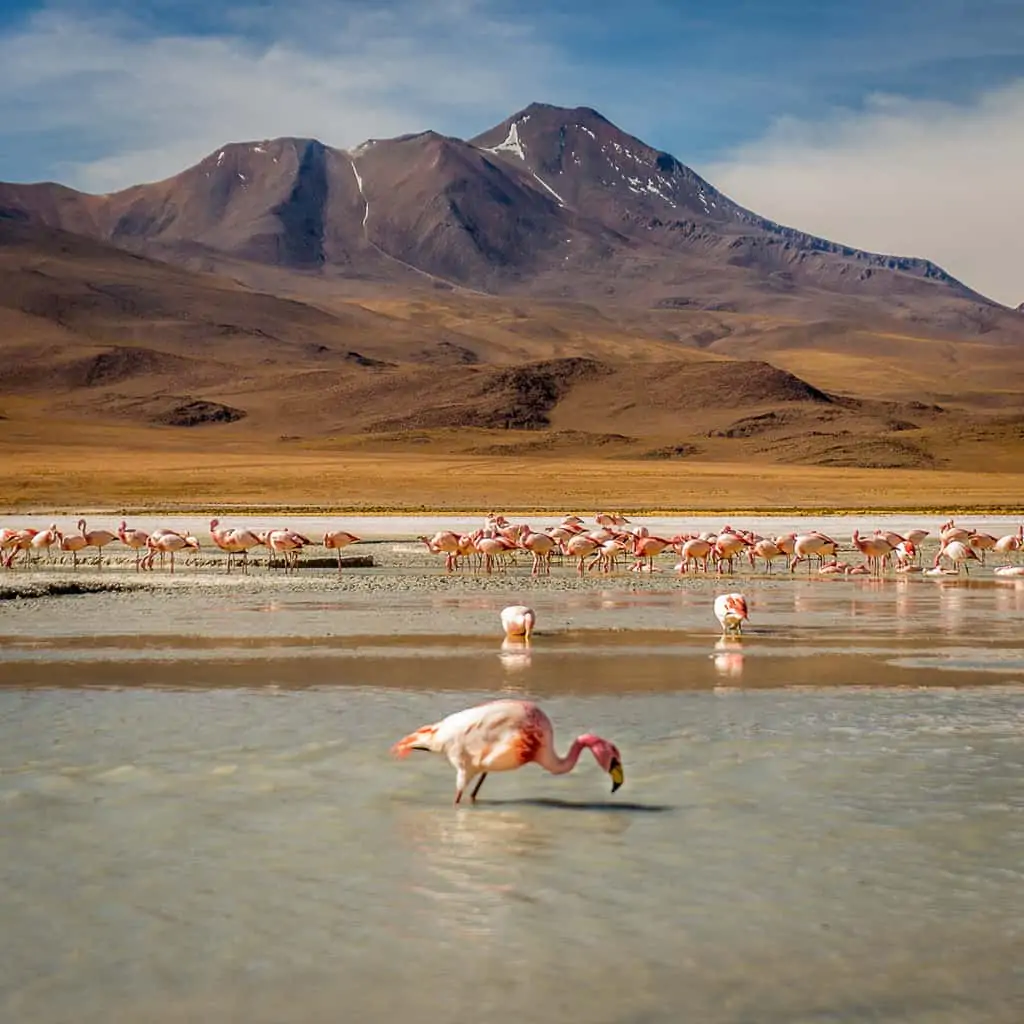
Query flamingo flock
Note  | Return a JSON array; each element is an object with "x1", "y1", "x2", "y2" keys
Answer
[
  {"x1": 1, "y1": 512, "x2": 1020, "y2": 578},
  {"x1": 414, "y1": 513, "x2": 1022, "y2": 579},
  {"x1": 0, "y1": 518, "x2": 361, "y2": 573}
]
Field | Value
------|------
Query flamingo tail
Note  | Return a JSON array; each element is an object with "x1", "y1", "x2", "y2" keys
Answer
[{"x1": 391, "y1": 725, "x2": 439, "y2": 758}]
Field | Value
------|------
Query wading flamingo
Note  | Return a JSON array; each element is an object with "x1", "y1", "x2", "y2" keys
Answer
[
  {"x1": 993, "y1": 525, "x2": 1023, "y2": 562},
  {"x1": 323, "y1": 529, "x2": 361, "y2": 570},
  {"x1": 118, "y1": 521, "x2": 150, "y2": 572},
  {"x1": 77, "y1": 518, "x2": 118, "y2": 569},
  {"x1": 392, "y1": 699, "x2": 624, "y2": 804},
  {"x1": 500, "y1": 605, "x2": 536, "y2": 640},
  {"x1": 935, "y1": 540, "x2": 978, "y2": 574},
  {"x1": 714, "y1": 592, "x2": 749, "y2": 634},
  {"x1": 141, "y1": 531, "x2": 199, "y2": 573}
]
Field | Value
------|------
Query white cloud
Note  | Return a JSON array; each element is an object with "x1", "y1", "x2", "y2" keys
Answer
[
  {"x1": 0, "y1": 1, "x2": 562, "y2": 191},
  {"x1": 702, "y1": 81, "x2": 1024, "y2": 308}
]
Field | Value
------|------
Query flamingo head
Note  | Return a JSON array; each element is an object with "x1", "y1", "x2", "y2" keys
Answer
[{"x1": 578, "y1": 734, "x2": 624, "y2": 792}]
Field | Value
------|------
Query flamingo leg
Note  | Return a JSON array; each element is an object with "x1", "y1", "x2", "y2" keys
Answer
[{"x1": 470, "y1": 773, "x2": 488, "y2": 802}]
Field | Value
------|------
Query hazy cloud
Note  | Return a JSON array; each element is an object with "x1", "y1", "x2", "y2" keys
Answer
[
  {"x1": 0, "y1": 1, "x2": 565, "y2": 190},
  {"x1": 702, "y1": 81, "x2": 1024, "y2": 308}
]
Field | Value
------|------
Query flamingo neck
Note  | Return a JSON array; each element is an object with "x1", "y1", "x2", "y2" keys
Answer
[{"x1": 538, "y1": 735, "x2": 596, "y2": 775}]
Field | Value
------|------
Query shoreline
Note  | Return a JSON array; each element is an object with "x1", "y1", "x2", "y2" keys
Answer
[{"x1": 5, "y1": 504, "x2": 1024, "y2": 517}]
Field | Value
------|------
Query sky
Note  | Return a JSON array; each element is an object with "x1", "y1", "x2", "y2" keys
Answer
[{"x1": 1, "y1": 0, "x2": 1022, "y2": 306}]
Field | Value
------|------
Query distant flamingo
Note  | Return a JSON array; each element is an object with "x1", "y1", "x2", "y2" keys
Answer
[
  {"x1": 28, "y1": 523, "x2": 60, "y2": 565},
  {"x1": 500, "y1": 605, "x2": 536, "y2": 640},
  {"x1": 676, "y1": 537, "x2": 713, "y2": 574},
  {"x1": 118, "y1": 521, "x2": 150, "y2": 572},
  {"x1": 968, "y1": 532, "x2": 997, "y2": 564},
  {"x1": 519, "y1": 528, "x2": 557, "y2": 576},
  {"x1": 323, "y1": 529, "x2": 361, "y2": 571},
  {"x1": 77, "y1": 518, "x2": 118, "y2": 569},
  {"x1": 2, "y1": 528, "x2": 38, "y2": 569},
  {"x1": 852, "y1": 529, "x2": 893, "y2": 574},
  {"x1": 633, "y1": 535, "x2": 673, "y2": 572},
  {"x1": 142, "y1": 531, "x2": 199, "y2": 573},
  {"x1": 565, "y1": 534, "x2": 600, "y2": 574},
  {"x1": 993, "y1": 525, "x2": 1022, "y2": 562},
  {"x1": 935, "y1": 540, "x2": 979, "y2": 574},
  {"x1": 714, "y1": 592, "x2": 749, "y2": 634},
  {"x1": 264, "y1": 529, "x2": 311, "y2": 571},
  {"x1": 750, "y1": 538, "x2": 784, "y2": 573},
  {"x1": 58, "y1": 529, "x2": 89, "y2": 568},
  {"x1": 392, "y1": 699, "x2": 624, "y2": 804},
  {"x1": 419, "y1": 531, "x2": 460, "y2": 572}
]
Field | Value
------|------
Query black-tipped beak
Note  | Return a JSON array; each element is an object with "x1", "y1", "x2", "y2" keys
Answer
[{"x1": 609, "y1": 757, "x2": 624, "y2": 792}]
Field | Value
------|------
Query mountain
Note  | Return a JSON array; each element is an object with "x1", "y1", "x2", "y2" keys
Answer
[{"x1": 2, "y1": 103, "x2": 1019, "y2": 339}]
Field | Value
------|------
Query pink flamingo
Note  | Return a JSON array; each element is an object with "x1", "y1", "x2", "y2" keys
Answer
[
  {"x1": 209, "y1": 518, "x2": 243, "y2": 572},
  {"x1": 750, "y1": 538, "x2": 783, "y2": 573},
  {"x1": 27, "y1": 523, "x2": 60, "y2": 566},
  {"x1": 935, "y1": 540, "x2": 978, "y2": 574},
  {"x1": 500, "y1": 605, "x2": 536, "y2": 640},
  {"x1": 993, "y1": 525, "x2": 1023, "y2": 562},
  {"x1": 58, "y1": 529, "x2": 89, "y2": 568},
  {"x1": 141, "y1": 531, "x2": 199, "y2": 573},
  {"x1": 76, "y1": 519, "x2": 118, "y2": 569},
  {"x1": 714, "y1": 592, "x2": 749, "y2": 634},
  {"x1": 323, "y1": 529, "x2": 361, "y2": 571},
  {"x1": 852, "y1": 529, "x2": 894, "y2": 574},
  {"x1": 474, "y1": 534, "x2": 513, "y2": 574},
  {"x1": 2, "y1": 528, "x2": 38, "y2": 569},
  {"x1": 392, "y1": 699, "x2": 624, "y2": 804},
  {"x1": 633, "y1": 535, "x2": 673, "y2": 572},
  {"x1": 676, "y1": 537, "x2": 713, "y2": 574},
  {"x1": 118, "y1": 521, "x2": 150, "y2": 572},
  {"x1": 968, "y1": 532, "x2": 998, "y2": 564},
  {"x1": 226, "y1": 526, "x2": 262, "y2": 573},
  {"x1": 565, "y1": 534, "x2": 600, "y2": 574},
  {"x1": 713, "y1": 531, "x2": 748, "y2": 573},
  {"x1": 419, "y1": 531, "x2": 460, "y2": 572},
  {"x1": 519, "y1": 528, "x2": 557, "y2": 576},
  {"x1": 790, "y1": 532, "x2": 833, "y2": 573},
  {"x1": 264, "y1": 529, "x2": 311, "y2": 571}
]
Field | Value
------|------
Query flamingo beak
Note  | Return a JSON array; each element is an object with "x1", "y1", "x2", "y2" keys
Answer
[{"x1": 609, "y1": 758, "x2": 624, "y2": 792}]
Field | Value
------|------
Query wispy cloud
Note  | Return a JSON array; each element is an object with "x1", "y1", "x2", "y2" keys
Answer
[
  {"x1": 0, "y1": 0, "x2": 567, "y2": 190},
  {"x1": 703, "y1": 81, "x2": 1024, "y2": 307}
]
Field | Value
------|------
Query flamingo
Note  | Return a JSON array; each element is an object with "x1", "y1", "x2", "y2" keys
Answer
[
  {"x1": 323, "y1": 529, "x2": 361, "y2": 571},
  {"x1": 77, "y1": 518, "x2": 118, "y2": 569},
  {"x1": 519, "y1": 528, "x2": 556, "y2": 576},
  {"x1": 141, "y1": 531, "x2": 199, "y2": 573},
  {"x1": 118, "y1": 521, "x2": 150, "y2": 572},
  {"x1": 28, "y1": 523, "x2": 60, "y2": 565},
  {"x1": 2, "y1": 528, "x2": 38, "y2": 569},
  {"x1": 994, "y1": 565, "x2": 1024, "y2": 577},
  {"x1": 852, "y1": 529, "x2": 894, "y2": 574},
  {"x1": 935, "y1": 540, "x2": 979, "y2": 574},
  {"x1": 714, "y1": 592, "x2": 749, "y2": 634},
  {"x1": 993, "y1": 525, "x2": 1023, "y2": 562},
  {"x1": 676, "y1": 537, "x2": 713, "y2": 574},
  {"x1": 565, "y1": 534, "x2": 600, "y2": 574},
  {"x1": 633, "y1": 535, "x2": 673, "y2": 572},
  {"x1": 226, "y1": 527, "x2": 263, "y2": 573},
  {"x1": 500, "y1": 605, "x2": 536, "y2": 640},
  {"x1": 58, "y1": 530, "x2": 89, "y2": 569},
  {"x1": 968, "y1": 532, "x2": 997, "y2": 564},
  {"x1": 264, "y1": 528, "x2": 311, "y2": 571},
  {"x1": 392, "y1": 699, "x2": 624, "y2": 804},
  {"x1": 750, "y1": 538, "x2": 783, "y2": 574},
  {"x1": 419, "y1": 531, "x2": 460, "y2": 572},
  {"x1": 209, "y1": 518, "x2": 242, "y2": 572}
]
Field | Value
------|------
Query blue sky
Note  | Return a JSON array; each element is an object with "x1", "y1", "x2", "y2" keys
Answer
[{"x1": 1, "y1": 0, "x2": 1022, "y2": 303}]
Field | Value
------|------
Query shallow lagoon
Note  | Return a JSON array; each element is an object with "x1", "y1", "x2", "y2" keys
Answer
[{"x1": 1, "y1": 523, "x2": 1023, "y2": 1023}]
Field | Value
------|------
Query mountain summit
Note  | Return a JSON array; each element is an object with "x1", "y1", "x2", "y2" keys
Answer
[{"x1": 0, "y1": 102, "x2": 1010, "y2": 329}]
